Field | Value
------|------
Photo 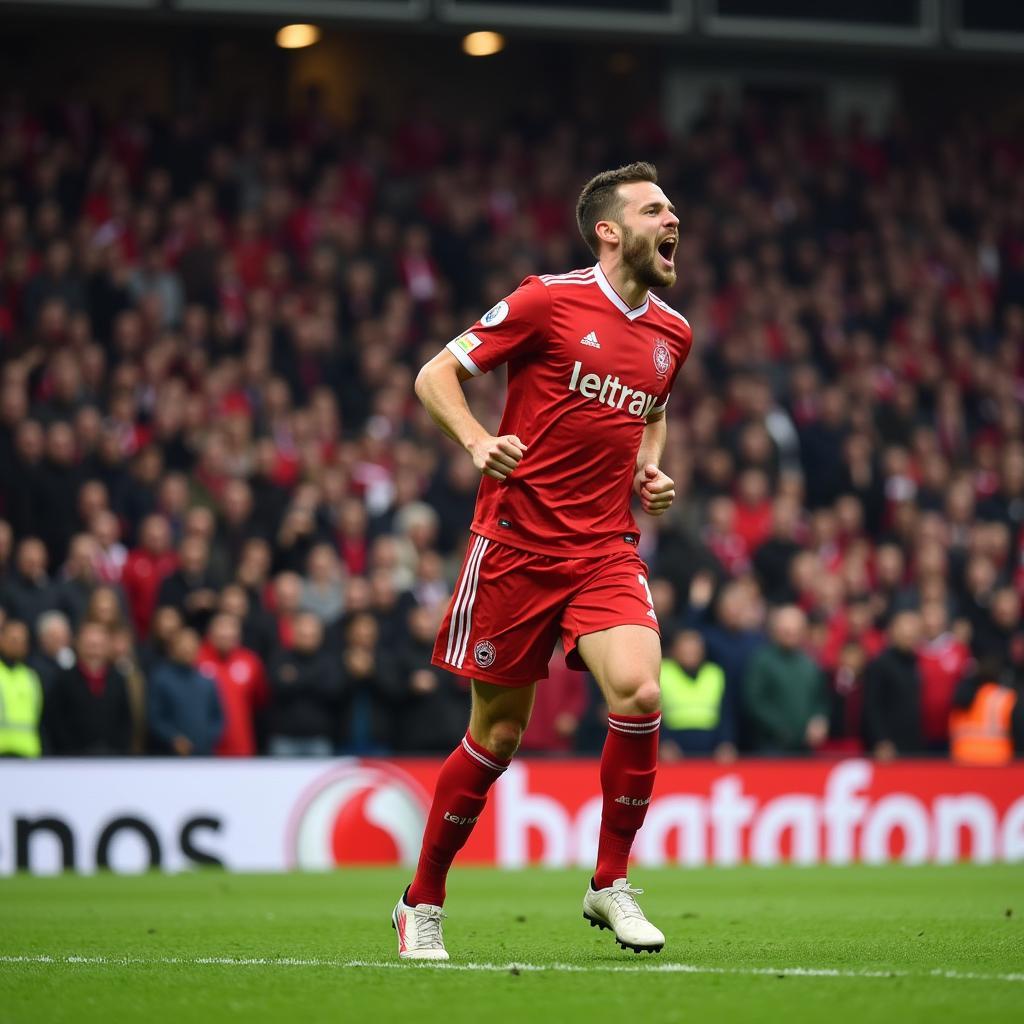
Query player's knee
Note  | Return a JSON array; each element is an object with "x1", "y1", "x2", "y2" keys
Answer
[
  {"x1": 630, "y1": 679, "x2": 662, "y2": 716},
  {"x1": 484, "y1": 718, "x2": 524, "y2": 761}
]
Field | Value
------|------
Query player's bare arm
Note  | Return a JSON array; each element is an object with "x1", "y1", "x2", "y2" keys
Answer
[
  {"x1": 414, "y1": 349, "x2": 528, "y2": 481},
  {"x1": 633, "y1": 411, "x2": 674, "y2": 516}
]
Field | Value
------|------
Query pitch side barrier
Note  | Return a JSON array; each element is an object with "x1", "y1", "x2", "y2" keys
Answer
[{"x1": 1, "y1": 758, "x2": 1022, "y2": 874}]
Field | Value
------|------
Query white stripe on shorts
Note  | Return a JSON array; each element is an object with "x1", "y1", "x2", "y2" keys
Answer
[
  {"x1": 444, "y1": 536, "x2": 488, "y2": 667},
  {"x1": 444, "y1": 536, "x2": 483, "y2": 664},
  {"x1": 454, "y1": 538, "x2": 489, "y2": 668}
]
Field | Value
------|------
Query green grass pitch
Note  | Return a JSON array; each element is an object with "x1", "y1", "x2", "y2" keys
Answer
[{"x1": 1, "y1": 866, "x2": 1021, "y2": 1023}]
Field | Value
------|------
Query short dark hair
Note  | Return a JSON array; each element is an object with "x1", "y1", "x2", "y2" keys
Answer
[{"x1": 575, "y1": 161, "x2": 658, "y2": 258}]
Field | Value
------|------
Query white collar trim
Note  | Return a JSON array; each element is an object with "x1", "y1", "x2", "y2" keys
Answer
[{"x1": 593, "y1": 263, "x2": 649, "y2": 321}]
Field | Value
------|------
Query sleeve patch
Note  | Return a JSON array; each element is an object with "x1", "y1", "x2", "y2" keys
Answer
[
  {"x1": 454, "y1": 332, "x2": 482, "y2": 355},
  {"x1": 480, "y1": 300, "x2": 509, "y2": 327}
]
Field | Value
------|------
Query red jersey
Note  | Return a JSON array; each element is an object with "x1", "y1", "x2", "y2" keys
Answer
[
  {"x1": 196, "y1": 642, "x2": 270, "y2": 757},
  {"x1": 122, "y1": 549, "x2": 178, "y2": 637},
  {"x1": 918, "y1": 634, "x2": 971, "y2": 744},
  {"x1": 446, "y1": 265, "x2": 692, "y2": 556}
]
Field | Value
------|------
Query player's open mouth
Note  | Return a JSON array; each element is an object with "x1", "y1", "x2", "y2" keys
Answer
[{"x1": 657, "y1": 237, "x2": 677, "y2": 268}]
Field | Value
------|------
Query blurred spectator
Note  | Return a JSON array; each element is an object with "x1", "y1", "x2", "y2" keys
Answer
[
  {"x1": 863, "y1": 610, "x2": 925, "y2": 760},
  {"x1": 139, "y1": 605, "x2": 184, "y2": 678},
  {"x1": 979, "y1": 444, "x2": 1024, "y2": 537},
  {"x1": 684, "y1": 573, "x2": 765, "y2": 722},
  {"x1": 219, "y1": 581, "x2": 276, "y2": 664},
  {"x1": 973, "y1": 588, "x2": 1024, "y2": 677},
  {"x1": 122, "y1": 515, "x2": 177, "y2": 637},
  {"x1": 84, "y1": 584, "x2": 130, "y2": 632},
  {"x1": 266, "y1": 612, "x2": 338, "y2": 756},
  {"x1": 90, "y1": 510, "x2": 128, "y2": 584},
  {"x1": 45, "y1": 621, "x2": 133, "y2": 755},
  {"x1": 156, "y1": 534, "x2": 219, "y2": 632},
  {"x1": 519, "y1": 647, "x2": 587, "y2": 755},
  {"x1": 148, "y1": 627, "x2": 224, "y2": 756},
  {"x1": 917, "y1": 599, "x2": 972, "y2": 752},
  {"x1": 0, "y1": 520, "x2": 13, "y2": 582},
  {"x1": 392, "y1": 604, "x2": 471, "y2": 753},
  {"x1": 28, "y1": 609, "x2": 75, "y2": 696},
  {"x1": 0, "y1": 619, "x2": 43, "y2": 757},
  {"x1": 743, "y1": 606, "x2": 828, "y2": 754},
  {"x1": 1, "y1": 537, "x2": 58, "y2": 629},
  {"x1": 660, "y1": 629, "x2": 736, "y2": 762},
  {"x1": 269, "y1": 571, "x2": 304, "y2": 649},
  {"x1": 56, "y1": 533, "x2": 100, "y2": 627},
  {"x1": 950, "y1": 662, "x2": 1024, "y2": 765},
  {"x1": 197, "y1": 612, "x2": 269, "y2": 756},
  {"x1": 339, "y1": 611, "x2": 402, "y2": 753},
  {"x1": 299, "y1": 542, "x2": 345, "y2": 627},
  {"x1": 36, "y1": 420, "x2": 83, "y2": 564},
  {"x1": 110, "y1": 624, "x2": 148, "y2": 754},
  {"x1": 752, "y1": 498, "x2": 803, "y2": 604},
  {"x1": 210, "y1": 478, "x2": 259, "y2": 580}
]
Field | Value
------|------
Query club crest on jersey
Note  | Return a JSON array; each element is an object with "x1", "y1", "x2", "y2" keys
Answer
[
  {"x1": 474, "y1": 640, "x2": 496, "y2": 669},
  {"x1": 653, "y1": 339, "x2": 671, "y2": 377},
  {"x1": 481, "y1": 300, "x2": 509, "y2": 327}
]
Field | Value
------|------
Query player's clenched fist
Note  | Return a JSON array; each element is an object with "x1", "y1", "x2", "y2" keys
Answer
[
  {"x1": 634, "y1": 463, "x2": 675, "y2": 516},
  {"x1": 467, "y1": 434, "x2": 528, "y2": 481}
]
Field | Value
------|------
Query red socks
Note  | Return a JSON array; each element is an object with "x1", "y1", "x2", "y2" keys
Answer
[
  {"x1": 593, "y1": 711, "x2": 661, "y2": 889},
  {"x1": 407, "y1": 712, "x2": 659, "y2": 903},
  {"x1": 407, "y1": 731, "x2": 509, "y2": 907}
]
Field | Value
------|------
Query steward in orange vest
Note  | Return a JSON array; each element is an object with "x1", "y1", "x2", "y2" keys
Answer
[{"x1": 949, "y1": 676, "x2": 1022, "y2": 765}]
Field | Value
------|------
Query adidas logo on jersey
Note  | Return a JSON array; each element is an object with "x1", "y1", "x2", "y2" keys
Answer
[
  {"x1": 568, "y1": 360, "x2": 659, "y2": 419},
  {"x1": 580, "y1": 331, "x2": 601, "y2": 349}
]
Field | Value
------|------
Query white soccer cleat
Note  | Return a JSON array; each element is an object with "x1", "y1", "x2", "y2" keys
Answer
[
  {"x1": 583, "y1": 878, "x2": 665, "y2": 954},
  {"x1": 391, "y1": 892, "x2": 450, "y2": 961}
]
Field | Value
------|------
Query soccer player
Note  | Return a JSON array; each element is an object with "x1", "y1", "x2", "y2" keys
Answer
[{"x1": 392, "y1": 163, "x2": 691, "y2": 960}]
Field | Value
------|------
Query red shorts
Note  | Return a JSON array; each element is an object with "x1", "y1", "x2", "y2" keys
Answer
[{"x1": 431, "y1": 532, "x2": 660, "y2": 686}]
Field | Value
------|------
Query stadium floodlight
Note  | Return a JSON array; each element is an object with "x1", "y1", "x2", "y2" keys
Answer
[
  {"x1": 276, "y1": 23, "x2": 322, "y2": 48},
  {"x1": 461, "y1": 30, "x2": 505, "y2": 56}
]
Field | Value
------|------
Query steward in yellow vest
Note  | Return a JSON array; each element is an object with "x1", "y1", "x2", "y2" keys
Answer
[
  {"x1": 660, "y1": 630, "x2": 736, "y2": 761},
  {"x1": 0, "y1": 620, "x2": 43, "y2": 758}
]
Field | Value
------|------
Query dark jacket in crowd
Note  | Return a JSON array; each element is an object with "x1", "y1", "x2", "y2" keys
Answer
[
  {"x1": 56, "y1": 576, "x2": 95, "y2": 628},
  {"x1": 743, "y1": 644, "x2": 827, "y2": 752},
  {"x1": 338, "y1": 648, "x2": 404, "y2": 751},
  {"x1": 390, "y1": 639, "x2": 468, "y2": 753},
  {"x1": 27, "y1": 648, "x2": 74, "y2": 699},
  {"x1": 1, "y1": 572, "x2": 59, "y2": 632},
  {"x1": 862, "y1": 647, "x2": 923, "y2": 754},
  {"x1": 36, "y1": 459, "x2": 83, "y2": 565},
  {"x1": 752, "y1": 537, "x2": 802, "y2": 604},
  {"x1": 266, "y1": 647, "x2": 341, "y2": 740},
  {"x1": 148, "y1": 661, "x2": 224, "y2": 755},
  {"x1": 156, "y1": 570, "x2": 219, "y2": 632},
  {"x1": 684, "y1": 602, "x2": 765, "y2": 710},
  {"x1": 44, "y1": 665, "x2": 133, "y2": 755}
]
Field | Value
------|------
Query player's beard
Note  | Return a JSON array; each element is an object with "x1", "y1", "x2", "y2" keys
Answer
[{"x1": 621, "y1": 224, "x2": 676, "y2": 290}]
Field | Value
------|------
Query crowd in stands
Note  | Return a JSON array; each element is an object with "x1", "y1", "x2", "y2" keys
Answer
[{"x1": 1, "y1": 86, "x2": 1023, "y2": 760}]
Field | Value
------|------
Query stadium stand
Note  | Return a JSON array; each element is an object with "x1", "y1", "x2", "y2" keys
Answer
[{"x1": 1, "y1": 87, "x2": 1022, "y2": 757}]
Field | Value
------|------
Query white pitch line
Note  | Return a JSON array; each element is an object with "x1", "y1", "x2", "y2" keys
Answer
[{"x1": 1, "y1": 955, "x2": 1022, "y2": 984}]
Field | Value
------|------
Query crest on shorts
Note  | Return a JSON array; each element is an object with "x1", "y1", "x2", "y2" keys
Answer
[
  {"x1": 474, "y1": 640, "x2": 497, "y2": 669},
  {"x1": 653, "y1": 339, "x2": 671, "y2": 376}
]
